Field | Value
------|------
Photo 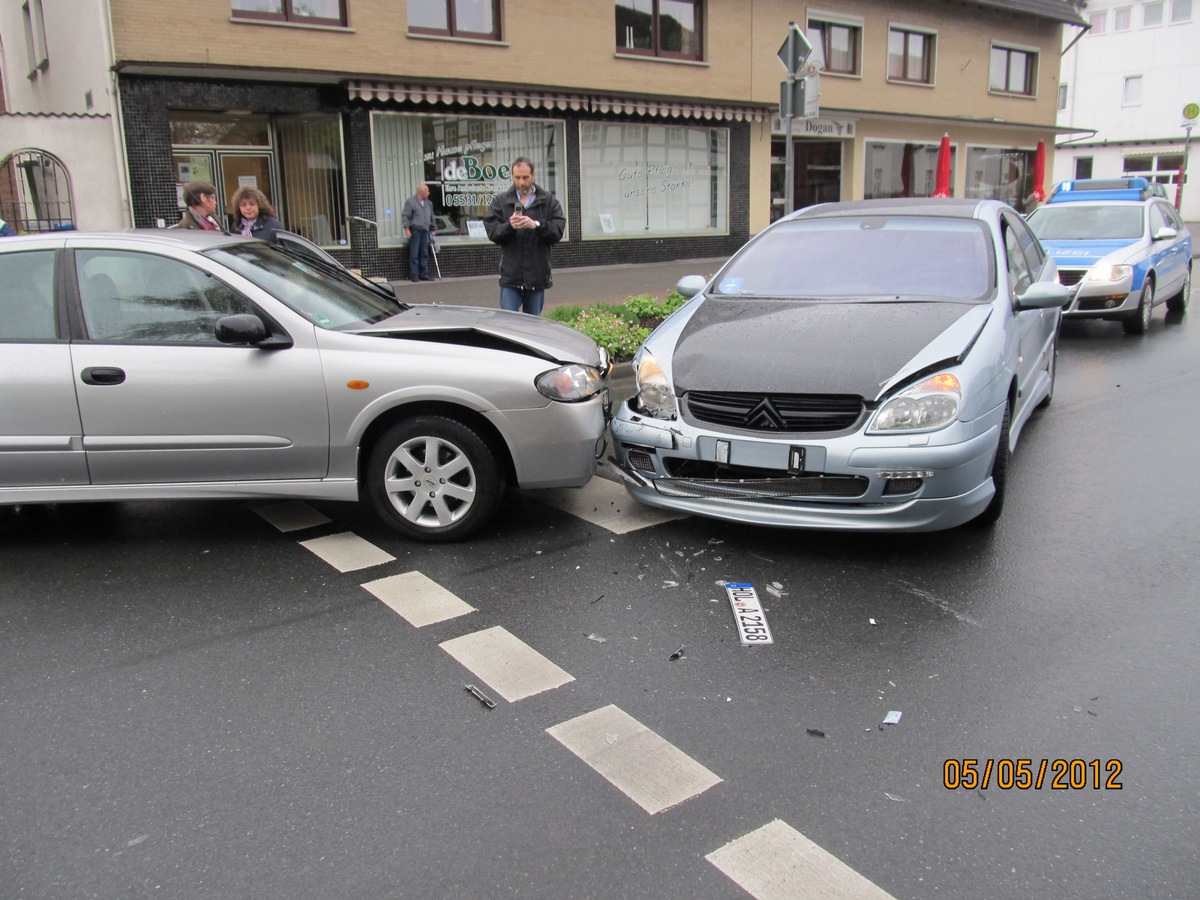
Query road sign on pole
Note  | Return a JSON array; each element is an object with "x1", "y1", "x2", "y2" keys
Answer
[
  {"x1": 778, "y1": 22, "x2": 814, "y2": 215},
  {"x1": 777, "y1": 22, "x2": 812, "y2": 76}
]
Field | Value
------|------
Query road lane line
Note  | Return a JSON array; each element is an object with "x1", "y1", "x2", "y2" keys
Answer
[
  {"x1": 362, "y1": 571, "x2": 476, "y2": 627},
  {"x1": 546, "y1": 704, "x2": 722, "y2": 815},
  {"x1": 526, "y1": 477, "x2": 686, "y2": 534},
  {"x1": 298, "y1": 532, "x2": 395, "y2": 572},
  {"x1": 439, "y1": 626, "x2": 574, "y2": 702},
  {"x1": 254, "y1": 500, "x2": 332, "y2": 532},
  {"x1": 706, "y1": 819, "x2": 895, "y2": 900}
]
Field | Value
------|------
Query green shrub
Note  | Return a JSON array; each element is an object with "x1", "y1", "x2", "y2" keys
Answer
[
  {"x1": 574, "y1": 307, "x2": 650, "y2": 360},
  {"x1": 544, "y1": 305, "x2": 582, "y2": 326}
]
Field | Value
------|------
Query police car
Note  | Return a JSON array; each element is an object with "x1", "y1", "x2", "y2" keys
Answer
[{"x1": 1026, "y1": 177, "x2": 1192, "y2": 334}]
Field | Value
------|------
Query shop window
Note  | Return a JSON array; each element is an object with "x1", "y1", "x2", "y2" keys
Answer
[
  {"x1": 616, "y1": 0, "x2": 703, "y2": 61},
  {"x1": 989, "y1": 45, "x2": 1037, "y2": 96},
  {"x1": 22, "y1": 0, "x2": 49, "y2": 77},
  {"x1": 408, "y1": 0, "x2": 501, "y2": 40},
  {"x1": 864, "y1": 141, "x2": 951, "y2": 199},
  {"x1": 1172, "y1": 0, "x2": 1192, "y2": 23},
  {"x1": 276, "y1": 114, "x2": 348, "y2": 247},
  {"x1": 1144, "y1": 1, "x2": 1165, "y2": 26},
  {"x1": 887, "y1": 27, "x2": 934, "y2": 84},
  {"x1": 231, "y1": 0, "x2": 346, "y2": 27},
  {"x1": 966, "y1": 146, "x2": 1036, "y2": 213},
  {"x1": 0, "y1": 150, "x2": 74, "y2": 233},
  {"x1": 169, "y1": 112, "x2": 271, "y2": 146},
  {"x1": 807, "y1": 16, "x2": 861, "y2": 75}
]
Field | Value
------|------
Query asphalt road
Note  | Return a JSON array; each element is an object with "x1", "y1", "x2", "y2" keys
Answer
[{"x1": 3, "y1": 305, "x2": 1199, "y2": 899}]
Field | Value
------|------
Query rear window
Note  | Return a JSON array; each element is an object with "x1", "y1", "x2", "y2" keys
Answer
[
  {"x1": 712, "y1": 216, "x2": 994, "y2": 302},
  {"x1": 1027, "y1": 204, "x2": 1144, "y2": 241}
]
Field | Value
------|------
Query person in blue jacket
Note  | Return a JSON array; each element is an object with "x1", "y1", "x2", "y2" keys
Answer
[{"x1": 230, "y1": 186, "x2": 283, "y2": 241}]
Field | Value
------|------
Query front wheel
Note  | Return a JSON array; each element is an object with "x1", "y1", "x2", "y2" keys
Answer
[
  {"x1": 367, "y1": 416, "x2": 504, "y2": 542},
  {"x1": 1123, "y1": 279, "x2": 1154, "y2": 335},
  {"x1": 1166, "y1": 266, "x2": 1190, "y2": 314},
  {"x1": 974, "y1": 400, "x2": 1010, "y2": 527}
]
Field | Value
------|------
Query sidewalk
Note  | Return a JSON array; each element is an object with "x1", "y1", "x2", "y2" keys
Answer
[{"x1": 386, "y1": 256, "x2": 728, "y2": 310}]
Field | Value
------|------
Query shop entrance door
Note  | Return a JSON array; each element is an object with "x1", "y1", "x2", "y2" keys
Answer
[
  {"x1": 771, "y1": 139, "x2": 843, "y2": 219},
  {"x1": 171, "y1": 151, "x2": 276, "y2": 231}
]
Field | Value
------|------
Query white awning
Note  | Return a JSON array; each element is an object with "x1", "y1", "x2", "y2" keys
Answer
[{"x1": 347, "y1": 81, "x2": 770, "y2": 122}]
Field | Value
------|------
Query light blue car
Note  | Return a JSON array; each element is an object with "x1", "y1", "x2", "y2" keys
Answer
[
  {"x1": 610, "y1": 199, "x2": 1067, "y2": 533},
  {"x1": 1026, "y1": 177, "x2": 1192, "y2": 334}
]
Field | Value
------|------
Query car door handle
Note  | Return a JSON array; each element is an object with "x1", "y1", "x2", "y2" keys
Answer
[{"x1": 81, "y1": 367, "x2": 126, "y2": 386}]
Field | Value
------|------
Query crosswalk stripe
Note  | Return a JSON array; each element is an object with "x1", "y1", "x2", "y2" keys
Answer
[
  {"x1": 706, "y1": 819, "x2": 895, "y2": 900},
  {"x1": 546, "y1": 704, "x2": 722, "y2": 815},
  {"x1": 254, "y1": 500, "x2": 332, "y2": 532},
  {"x1": 439, "y1": 625, "x2": 574, "y2": 702},
  {"x1": 526, "y1": 476, "x2": 686, "y2": 534},
  {"x1": 362, "y1": 571, "x2": 476, "y2": 627},
  {"x1": 298, "y1": 532, "x2": 395, "y2": 572}
]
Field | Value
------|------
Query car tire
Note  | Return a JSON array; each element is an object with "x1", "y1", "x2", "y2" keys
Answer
[
  {"x1": 1166, "y1": 265, "x2": 1190, "y2": 314},
  {"x1": 367, "y1": 415, "x2": 504, "y2": 542},
  {"x1": 1123, "y1": 279, "x2": 1154, "y2": 335},
  {"x1": 974, "y1": 400, "x2": 1011, "y2": 527}
]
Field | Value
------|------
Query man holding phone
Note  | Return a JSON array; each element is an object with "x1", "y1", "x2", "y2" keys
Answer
[{"x1": 484, "y1": 156, "x2": 565, "y2": 315}]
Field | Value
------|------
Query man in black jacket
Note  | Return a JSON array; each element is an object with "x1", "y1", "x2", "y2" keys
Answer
[{"x1": 484, "y1": 157, "x2": 565, "y2": 315}]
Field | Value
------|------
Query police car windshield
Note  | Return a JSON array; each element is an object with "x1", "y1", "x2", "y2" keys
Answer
[{"x1": 1027, "y1": 205, "x2": 1143, "y2": 241}]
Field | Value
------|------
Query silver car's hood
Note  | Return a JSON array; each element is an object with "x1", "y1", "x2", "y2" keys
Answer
[
  {"x1": 351, "y1": 303, "x2": 600, "y2": 364},
  {"x1": 671, "y1": 298, "x2": 985, "y2": 398}
]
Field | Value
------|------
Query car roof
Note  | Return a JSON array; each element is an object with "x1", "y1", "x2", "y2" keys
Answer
[
  {"x1": 1048, "y1": 177, "x2": 1168, "y2": 203},
  {"x1": 787, "y1": 198, "x2": 996, "y2": 221},
  {"x1": 0, "y1": 229, "x2": 254, "y2": 250}
]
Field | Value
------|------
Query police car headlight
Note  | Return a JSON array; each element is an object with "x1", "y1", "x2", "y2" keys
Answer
[{"x1": 1087, "y1": 264, "x2": 1132, "y2": 284}]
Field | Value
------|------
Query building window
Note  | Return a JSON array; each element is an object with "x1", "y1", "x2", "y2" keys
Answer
[
  {"x1": 1144, "y1": 1, "x2": 1165, "y2": 25},
  {"x1": 887, "y1": 27, "x2": 934, "y2": 84},
  {"x1": 989, "y1": 45, "x2": 1037, "y2": 96},
  {"x1": 0, "y1": 150, "x2": 74, "y2": 232},
  {"x1": 579, "y1": 122, "x2": 728, "y2": 238},
  {"x1": 1113, "y1": 6, "x2": 1132, "y2": 29},
  {"x1": 231, "y1": 1, "x2": 346, "y2": 27},
  {"x1": 1058, "y1": 83, "x2": 1068, "y2": 110},
  {"x1": 616, "y1": 0, "x2": 703, "y2": 61},
  {"x1": 408, "y1": 0, "x2": 501, "y2": 40},
  {"x1": 1089, "y1": 10, "x2": 1107, "y2": 32},
  {"x1": 1074, "y1": 157, "x2": 1093, "y2": 180},
  {"x1": 22, "y1": 0, "x2": 49, "y2": 76},
  {"x1": 1172, "y1": 0, "x2": 1192, "y2": 22},
  {"x1": 807, "y1": 16, "x2": 861, "y2": 76},
  {"x1": 1123, "y1": 75, "x2": 1142, "y2": 106},
  {"x1": 1124, "y1": 153, "x2": 1185, "y2": 184}
]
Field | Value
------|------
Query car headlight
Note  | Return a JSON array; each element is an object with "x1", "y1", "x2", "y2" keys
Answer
[
  {"x1": 1087, "y1": 264, "x2": 1132, "y2": 284},
  {"x1": 633, "y1": 351, "x2": 678, "y2": 420},
  {"x1": 869, "y1": 373, "x2": 961, "y2": 433},
  {"x1": 536, "y1": 364, "x2": 604, "y2": 402}
]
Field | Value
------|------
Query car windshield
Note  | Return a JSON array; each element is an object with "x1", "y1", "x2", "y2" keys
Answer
[
  {"x1": 206, "y1": 241, "x2": 403, "y2": 329},
  {"x1": 712, "y1": 216, "x2": 993, "y2": 301},
  {"x1": 1026, "y1": 204, "x2": 1144, "y2": 241}
]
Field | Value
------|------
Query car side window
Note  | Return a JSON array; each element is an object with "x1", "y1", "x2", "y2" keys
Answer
[
  {"x1": 0, "y1": 250, "x2": 58, "y2": 341},
  {"x1": 1148, "y1": 202, "x2": 1171, "y2": 237},
  {"x1": 1002, "y1": 223, "x2": 1034, "y2": 298},
  {"x1": 75, "y1": 250, "x2": 256, "y2": 343}
]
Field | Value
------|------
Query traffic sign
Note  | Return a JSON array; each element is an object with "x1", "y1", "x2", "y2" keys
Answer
[
  {"x1": 1184, "y1": 102, "x2": 1199, "y2": 121},
  {"x1": 777, "y1": 23, "x2": 812, "y2": 76},
  {"x1": 780, "y1": 78, "x2": 806, "y2": 119}
]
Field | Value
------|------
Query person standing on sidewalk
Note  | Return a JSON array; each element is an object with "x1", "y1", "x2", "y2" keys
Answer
[
  {"x1": 172, "y1": 181, "x2": 227, "y2": 232},
  {"x1": 402, "y1": 183, "x2": 435, "y2": 282},
  {"x1": 484, "y1": 157, "x2": 565, "y2": 315}
]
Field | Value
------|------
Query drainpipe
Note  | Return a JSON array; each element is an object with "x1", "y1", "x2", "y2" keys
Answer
[{"x1": 101, "y1": 0, "x2": 134, "y2": 228}]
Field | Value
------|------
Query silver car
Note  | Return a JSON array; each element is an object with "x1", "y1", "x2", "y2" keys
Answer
[
  {"x1": 0, "y1": 229, "x2": 609, "y2": 541},
  {"x1": 611, "y1": 199, "x2": 1067, "y2": 532}
]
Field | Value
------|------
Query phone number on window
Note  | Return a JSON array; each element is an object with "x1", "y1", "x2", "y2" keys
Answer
[
  {"x1": 443, "y1": 193, "x2": 497, "y2": 207},
  {"x1": 943, "y1": 758, "x2": 1123, "y2": 790}
]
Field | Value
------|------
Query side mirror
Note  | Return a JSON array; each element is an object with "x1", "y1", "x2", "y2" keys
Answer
[
  {"x1": 676, "y1": 274, "x2": 707, "y2": 298},
  {"x1": 1016, "y1": 281, "x2": 1070, "y2": 310},
  {"x1": 215, "y1": 313, "x2": 292, "y2": 348},
  {"x1": 1152, "y1": 226, "x2": 1178, "y2": 242}
]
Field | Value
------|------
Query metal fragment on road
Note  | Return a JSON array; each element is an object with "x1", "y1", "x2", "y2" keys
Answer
[
  {"x1": 725, "y1": 582, "x2": 774, "y2": 646},
  {"x1": 882, "y1": 710, "x2": 902, "y2": 725},
  {"x1": 587, "y1": 633, "x2": 607, "y2": 643},
  {"x1": 465, "y1": 684, "x2": 496, "y2": 709}
]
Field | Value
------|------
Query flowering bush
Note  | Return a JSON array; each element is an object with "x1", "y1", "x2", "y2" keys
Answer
[
  {"x1": 574, "y1": 308, "x2": 650, "y2": 360},
  {"x1": 546, "y1": 292, "x2": 689, "y2": 360}
]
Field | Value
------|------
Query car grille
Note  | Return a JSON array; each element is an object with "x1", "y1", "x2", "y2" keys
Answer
[
  {"x1": 1057, "y1": 268, "x2": 1087, "y2": 287},
  {"x1": 685, "y1": 391, "x2": 864, "y2": 432},
  {"x1": 653, "y1": 475, "x2": 869, "y2": 500}
]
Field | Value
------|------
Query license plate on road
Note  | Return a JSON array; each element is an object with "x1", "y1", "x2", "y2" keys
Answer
[{"x1": 725, "y1": 582, "x2": 774, "y2": 645}]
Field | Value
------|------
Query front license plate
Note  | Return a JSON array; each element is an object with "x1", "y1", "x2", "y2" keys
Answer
[{"x1": 725, "y1": 582, "x2": 774, "y2": 646}]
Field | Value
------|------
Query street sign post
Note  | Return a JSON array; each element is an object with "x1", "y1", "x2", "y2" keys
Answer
[
  {"x1": 1178, "y1": 103, "x2": 1197, "y2": 211},
  {"x1": 777, "y1": 23, "x2": 814, "y2": 215}
]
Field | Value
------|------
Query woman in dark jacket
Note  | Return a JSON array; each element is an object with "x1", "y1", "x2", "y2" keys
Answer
[{"x1": 230, "y1": 186, "x2": 283, "y2": 241}]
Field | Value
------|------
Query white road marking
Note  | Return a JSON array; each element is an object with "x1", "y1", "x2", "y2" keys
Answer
[
  {"x1": 298, "y1": 532, "x2": 395, "y2": 572},
  {"x1": 254, "y1": 500, "x2": 332, "y2": 532},
  {"x1": 439, "y1": 626, "x2": 574, "y2": 702},
  {"x1": 546, "y1": 704, "x2": 722, "y2": 815},
  {"x1": 362, "y1": 571, "x2": 476, "y2": 627},
  {"x1": 526, "y1": 476, "x2": 686, "y2": 534},
  {"x1": 706, "y1": 819, "x2": 895, "y2": 900}
]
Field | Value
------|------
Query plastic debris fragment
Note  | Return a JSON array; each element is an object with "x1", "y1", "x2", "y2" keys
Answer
[
  {"x1": 882, "y1": 710, "x2": 902, "y2": 725},
  {"x1": 806, "y1": 728, "x2": 826, "y2": 738},
  {"x1": 587, "y1": 633, "x2": 607, "y2": 643},
  {"x1": 669, "y1": 645, "x2": 685, "y2": 660}
]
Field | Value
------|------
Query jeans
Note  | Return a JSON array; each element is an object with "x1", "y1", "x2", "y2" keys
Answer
[
  {"x1": 408, "y1": 228, "x2": 431, "y2": 280},
  {"x1": 500, "y1": 286, "x2": 545, "y2": 315}
]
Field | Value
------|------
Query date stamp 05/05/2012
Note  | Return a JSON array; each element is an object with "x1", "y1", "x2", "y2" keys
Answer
[{"x1": 943, "y1": 758, "x2": 1123, "y2": 791}]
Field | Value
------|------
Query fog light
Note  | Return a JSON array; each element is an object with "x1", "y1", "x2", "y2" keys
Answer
[{"x1": 876, "y1": 469, "x2": 934, "y2": 479}]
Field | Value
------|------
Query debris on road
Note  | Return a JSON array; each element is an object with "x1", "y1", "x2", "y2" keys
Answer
[
  {"x1": 587, "y1": 633, "x2": 607, "y2": 643},
  {"x1": 669, "y1": 645, "x2": 685, "y2": 660},
  {"x1": 464, "y1": 684, "x2": 496, "y2": 709},
  {"x1": 882, "y1": 710, "x2": 902, "y2": 725},
  {"x1": 870, "y1": 618, "x2": 877, "y2": 626},
  {"x1": 806, "y1": 728, "x2": 826, "y2": 738},
  {"x1": 725, "y1": 582, "x2": 774, "y2": 646},
  {"x1": 662, "y1": 580, "x2": 679, "y2": 588},
  {"x1": 884, "y1": 792, "x2": 908, "y2": 802}
]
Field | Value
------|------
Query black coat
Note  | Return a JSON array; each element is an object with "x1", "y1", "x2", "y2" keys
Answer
[{"x1": 484, "y1": 185, "x2": 565, "y2": 290}]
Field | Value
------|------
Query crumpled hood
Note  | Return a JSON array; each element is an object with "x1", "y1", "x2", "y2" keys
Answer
[
  {"x1": 350, "y1": 303, "x2": 600, "y2": 364},
  {"x1": 1039, "y1": 238, "x2": 1140, "y2": 267},
  {"x1": 671, "y1": 298, "x2": 986, "y2": 398}
]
